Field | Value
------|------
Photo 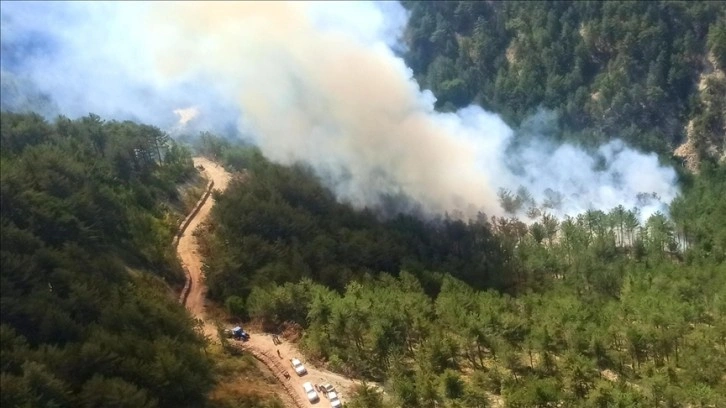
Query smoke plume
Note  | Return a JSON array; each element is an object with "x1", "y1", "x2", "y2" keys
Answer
[{"x1": 0, "y1": 1, "x2": 678, "y2": 219}]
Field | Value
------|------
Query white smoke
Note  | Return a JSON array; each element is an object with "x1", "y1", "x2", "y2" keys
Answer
[{"x1": 0, "y1": 1, "x2": 678, "y2": 219}]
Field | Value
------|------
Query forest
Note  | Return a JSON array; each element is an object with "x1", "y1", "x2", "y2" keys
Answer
[
  {"x1": 201, "y1": 138, "x2": 725, "y2": 407},
  {"x1": 194, "y1": 6, "x2": 726, "y2": 403},
  {"x1": 0, "y1": 112, "x2": 213, "y2": 408},
  {"x1": 2, "y1": 1, "x2": 726, "y2": 408},
  {"x1": 402, "y1": 1, "x2": 725, "y2": 160}
]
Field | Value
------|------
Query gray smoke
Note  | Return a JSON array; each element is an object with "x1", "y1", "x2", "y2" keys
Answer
[{"x1": 0, "y1": 1, "x2": 678, "y2": 220}]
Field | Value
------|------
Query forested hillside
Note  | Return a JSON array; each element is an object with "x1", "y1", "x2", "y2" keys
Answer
[
  {"x1": 0, "y1": 113, "x2": 213, "y2": 407},
  {"x1": 3, "y1": 2, "x2": 725, "y2": 408},
  {"x1": 402, "y1": 1, "x2": 726, "y2": 161},
  {"x1": 202, "y1": 138, "x2": 725, "y2": 407}
]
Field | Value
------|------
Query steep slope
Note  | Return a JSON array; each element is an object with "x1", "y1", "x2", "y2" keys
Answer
[
  {"x1": 199, "y1": 138, "x2": 726, "y2": 407},
  {"x1": 0, "y1": 112, "x2": 212, "y2": 408},
  {"x1": 402, "y1": 1, "x2": 726, "y2": 156},
  {"x1": 178, "y1": 157, "x2": 366, "y2": 407}
]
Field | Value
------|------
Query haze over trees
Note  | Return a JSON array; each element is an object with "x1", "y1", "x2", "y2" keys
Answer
[
  {"x1": 194, "y1": 7, "x2": 726, "y2": 406},
  {"x1": 305, "y1": 4, "x2": 726, "y2": 402},
  {"x1": 402, "y1": 1, "x2": 726, "y2": 160},
  {"x1": 2, "y1": 1, "x2": 725, "y2": 408},
  {"x1": 202, "y1": 138, "x2": 725, "y2": 407}
]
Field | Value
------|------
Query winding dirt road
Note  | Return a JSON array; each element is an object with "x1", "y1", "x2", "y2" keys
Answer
[
  {"x1": 179, "y1": 157, "x2": 230, "y2": 340},
  {"x1": 178, "y1": 158, "x2": 363, "y2": 407}
]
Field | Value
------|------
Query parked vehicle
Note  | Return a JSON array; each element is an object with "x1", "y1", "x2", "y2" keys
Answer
[
  {"x1": 290, "y1": 358, "x2": 307, "y2": 375},
  {"x1": 227, "y1": 326, "x2": 250, "y2": 341},
  {"x1": 321, "y1": 384, "x2": 335, "y2": 396},
  {"x1": 302, "y1": 382, "x2": 319, "y2": 403},
  {"x1": 328, "y1": 391, "x2": 342, "y2": 407}
]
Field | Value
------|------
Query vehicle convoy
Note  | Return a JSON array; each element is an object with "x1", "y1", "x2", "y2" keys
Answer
[
  {"x1": 302, "y1": 382, "x2": 319, "y2": 403},
  {"x1": 290, "y1": 358, "x2": 307, "y2": 375}
]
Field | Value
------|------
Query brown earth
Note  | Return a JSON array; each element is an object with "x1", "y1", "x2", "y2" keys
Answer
[
  {"x1": 179, "y1": 157, "x2": 231, "y2": 340},
  {"x1": 239, "y1": 331, "x2": 371, "y2": 407},
  {"x1": 178, "y1": 157, "x2": 369, "y2": 407}
]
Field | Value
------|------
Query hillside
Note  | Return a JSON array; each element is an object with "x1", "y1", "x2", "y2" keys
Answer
[
  {"x1": 2, "y1": 113, "x2": 723, "y2": 407},
  {"x1": 2, "y1": 2, "x2": 726, "y2": 407},
  {"x1": 0, "y1": 113, "x2": 213, "y2": 407},
  {"x1": 202, "y1": 140, "x2": 725, "y2": 407},
  {"x1": 402, "y1": 1, "x2": 726, "y2": 161}
]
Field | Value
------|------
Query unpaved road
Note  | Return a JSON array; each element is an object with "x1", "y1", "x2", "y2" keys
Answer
[
  {"x1": 179, "y1": 158, "x2": 365, "y2": 407},
  {"x1": 243, "y1": 332, "x2": 365, "y2": 406},
  {"x1": 179, "y1": 157, "x2": 230, "y2": 340}
]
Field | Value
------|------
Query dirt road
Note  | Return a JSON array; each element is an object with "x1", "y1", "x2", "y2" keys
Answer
[
  {"x1": 179, "y1": 157, "x2": 230, "y2": 340},
  {"x1": 241, "y1": 332, "x2": 366, "y2": 406},
  {"x1": 178, "y1": 158, "x2": 365, "y2": 407}
]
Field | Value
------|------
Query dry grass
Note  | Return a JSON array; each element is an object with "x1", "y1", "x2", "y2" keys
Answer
[
  {"x1": 207, "y1": 341, "x2": 290, "y2": 408},
  {"x1": 180, "y1": 174, "x2": 208, "y2": 213}
]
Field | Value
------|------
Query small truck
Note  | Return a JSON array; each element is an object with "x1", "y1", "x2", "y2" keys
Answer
[{"x1": 227, "y1": 326, "x2": 250, "y2": 341}]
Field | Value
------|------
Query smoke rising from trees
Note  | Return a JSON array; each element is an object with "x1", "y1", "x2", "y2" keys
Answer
[{"x1": 0, "y1": 1, "x2": 678, "y2": 219}]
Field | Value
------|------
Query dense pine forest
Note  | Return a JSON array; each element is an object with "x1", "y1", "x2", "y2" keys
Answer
[
  {"x1": 0, "y1": 112, "x2": 213, "y2": 407},
  {"x1": 201, "y1": 138, "x2": 725, "y2": 407},
  {"x1": 2, "y1": 1, "x2": 726, "y2": 408},
  {"x1": 402, "y1": 1, "x2": 725, "y2": 161},
  {"x1": 196, "y1": 2, "x2": 726, "y2": 406}
]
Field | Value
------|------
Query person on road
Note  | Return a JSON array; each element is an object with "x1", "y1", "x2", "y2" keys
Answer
[{"x1": 277, "y1": 349, "x2": 281, "y2": 358}]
